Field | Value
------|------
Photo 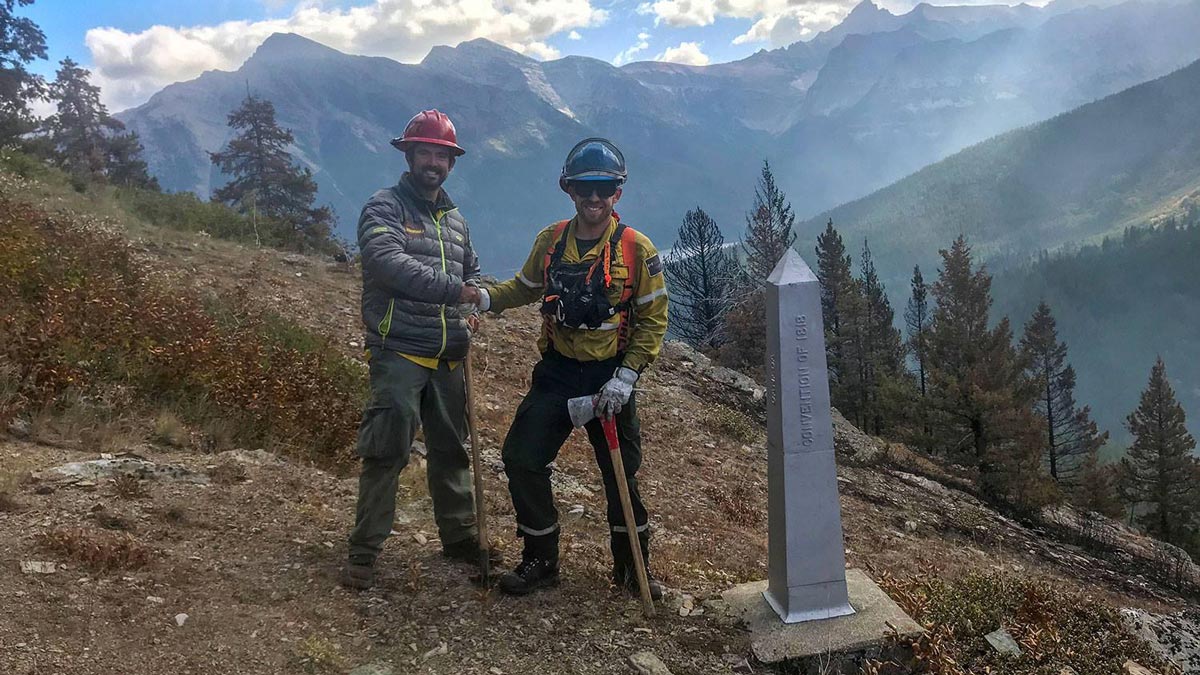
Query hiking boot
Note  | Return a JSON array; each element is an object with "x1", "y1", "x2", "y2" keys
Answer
[
  {"x1": 498, "y1": 558, "x2": 560, "y2": 596},
  {"x1": 340, "y1": 560, "x2": 375, "y2": 590},
  {"x1": 613, "y1": 565, "x2": 664, "y2": 601},
  {"x1": 442, "y1": 537, "x2": 504, "y2": 566}
]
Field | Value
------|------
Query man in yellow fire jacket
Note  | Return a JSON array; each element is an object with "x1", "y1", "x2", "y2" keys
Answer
[{"x1": 473, "y1": 138, "x2": 669, "y2": 598}]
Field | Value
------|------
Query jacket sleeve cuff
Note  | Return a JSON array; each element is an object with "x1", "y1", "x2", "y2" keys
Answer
[
  {"x1": 621, "y1": 356, "x2": 648, "y2": 374},
  {"x1": 445, "y1": 279, "x2": 464, "y2": 306}
]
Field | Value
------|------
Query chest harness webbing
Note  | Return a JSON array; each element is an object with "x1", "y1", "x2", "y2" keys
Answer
[{"x1": 539, "y1": 218, "x2": 639, "y2": 352}]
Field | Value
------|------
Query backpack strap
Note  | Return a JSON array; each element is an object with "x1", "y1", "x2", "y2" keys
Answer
[
  {"x1": 541, "y1": 220, "x2": 572, "y2": 287},
  {"x1": 541, "y1": 220, "x2": 572, "y2": 349},
  {"x1": 615, "y1": 224, "x2": 640, "y2": 352}
]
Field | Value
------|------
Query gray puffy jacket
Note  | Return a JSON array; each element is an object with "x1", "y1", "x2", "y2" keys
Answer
[{"x1": 357, "y1": 174, "x2": 479, "y2": 360}]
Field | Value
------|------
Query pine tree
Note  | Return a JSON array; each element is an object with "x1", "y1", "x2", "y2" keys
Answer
[
  {"x1": 0, "y1": 0, "x2": 47, "y2": 145},
  {"x1": 740, "y1": 160, "x2": 797, "y2": 285},
  {"x1": 210, "y1": 93, "x2": 330, "y2": 251},
  {"x1": 1076, "y1": 453, "x2": 1123, "y2": 519},
  {"x1": 815, "y1": 219, "x2": 857, "y2": 415},
  {"x1": 718, "y1": 290, "x2": 767, "y2": 381},
  {"x1": 43, "y1": 58, "x2": 122, "y2": 187},
  {"x1": 905, "y1": 265, "x2": 930, "y2": 398},
  {"x1": 857, "y1": 241, "x2": 905, "y2": 434},
  {"x1": 106, "y1": 130, "x2": 159, "y2": 190},
  {"x1": 663, "y1": 207, "x2": 738, "y2": 350},
  {"x1": 1122, "y1": 357, "x2": 1199, "y2": 547},
  {"x1": 926, "y1": 236, "x2": 1047, "y2": 505},
  {"x1": 1019, "y1": 301, "x2": 1107, "y2": 488}
]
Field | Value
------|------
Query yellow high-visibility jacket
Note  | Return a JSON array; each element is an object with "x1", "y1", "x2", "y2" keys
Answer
[{"x1": 486, "y1": 216, "x2": 668, "y2": 373}]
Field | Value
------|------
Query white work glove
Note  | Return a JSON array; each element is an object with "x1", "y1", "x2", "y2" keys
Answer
[
  {"x1": 596, "y1": 367, "x2": 639, "y2": 419},
  {"x1": 477, "y1": 288, "x2": 491, "y2": 312}
]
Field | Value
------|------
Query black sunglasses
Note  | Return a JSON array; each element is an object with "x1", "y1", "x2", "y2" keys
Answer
[{"x1": 568, "y1": 181, "x2": 619, "y2": 198}]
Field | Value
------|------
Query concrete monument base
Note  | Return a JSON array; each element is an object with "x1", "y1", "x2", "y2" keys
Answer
[{"x1": 723, "y1": 569, "x2": 925, "y2": 669}]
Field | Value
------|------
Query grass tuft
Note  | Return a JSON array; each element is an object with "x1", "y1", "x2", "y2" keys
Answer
[{"x1": 37, "y1": 526, "x2": 152, "y2": 571}]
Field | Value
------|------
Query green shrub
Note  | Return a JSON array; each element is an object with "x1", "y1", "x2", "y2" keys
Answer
[{"x1": 870, "y1": 568, "x2": 1181, "y2": 674}]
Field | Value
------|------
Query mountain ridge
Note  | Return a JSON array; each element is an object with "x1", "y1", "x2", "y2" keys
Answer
[{"x1": 118, "y1": 0, "x2": 1200, "y2": 273}]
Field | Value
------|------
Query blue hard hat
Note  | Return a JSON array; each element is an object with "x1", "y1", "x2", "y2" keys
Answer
[{"x1": 559, "y1": 138, "x2": 626, "y2": 192}]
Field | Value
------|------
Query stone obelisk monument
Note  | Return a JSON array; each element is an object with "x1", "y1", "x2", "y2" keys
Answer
[
  {"x1": 763, "y1": 249, "x2": 854, "y2": 624},
  {"x1": 721, "y1": 250, "x2": 923, "y2": 666}
]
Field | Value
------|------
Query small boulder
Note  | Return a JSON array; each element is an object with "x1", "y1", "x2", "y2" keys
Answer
[
  {"x1": 628, "y1": 651, "x2": 673, "y2": 675},
  {"x1": 984, "y1": 628, "x2": 1022, "y2": 656}
]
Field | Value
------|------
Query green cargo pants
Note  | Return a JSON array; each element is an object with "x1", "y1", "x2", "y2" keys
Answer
[{"x1": 348, "y1": 350, "x2": 476, "y2": 563}]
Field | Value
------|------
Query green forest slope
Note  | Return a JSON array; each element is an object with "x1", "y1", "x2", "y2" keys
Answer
[
  {"x1": 993, "y1": 213, "x2": 1200, "y2": 449},
  {"x1": 797, "y1": 57, "x2": 1200, "y2": 286}
]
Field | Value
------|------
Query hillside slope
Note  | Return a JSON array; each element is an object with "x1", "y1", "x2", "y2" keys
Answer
[
  {"x1": 993, "y1": 216, "x2": 1200, "y2": 446},
  {"x1": 1, "y1": 172, "x2": 1195, "y2": 674},
  {"x1": 797, "y1": 56, "x2": 1200, "y2": 287}
]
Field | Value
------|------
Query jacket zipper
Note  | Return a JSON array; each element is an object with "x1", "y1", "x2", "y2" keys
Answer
[{"x1": 431, "y1": 208, "x2": 449, "y2": 359}]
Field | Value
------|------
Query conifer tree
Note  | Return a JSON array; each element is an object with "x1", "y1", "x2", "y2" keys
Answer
[
  {"x1": 210, "y1": 93, "x2": 332, "y2": 251},
  {"x1": 105, "y1": 130, "x2": 159, "y2": 189},
  {"x1": 0, "y1": 0, "x2": 47, "y2": 145},
  {"x1": 718, "y1": 290, "x2": 767, "y2": 381},
  {"x1": 1076, "y1": 453, "x2": 1123, "y2": 519},
  {"x1": 720, "y1": 160, "x2": 797, "y2": 377},
  {"x1": 740, "y1": 160, "x2": 797, "y2": 284},
  {"x1": 663, "y1": 207, "x2": 738, "y2": 350},
  {"x1": 815, "y1": 219, "x2": 857, "y2": 414},
  {"x1": 1019, "y1": 301, "x2": 1107, "y2": 487},
  {"x1": 926, "y1": 236, "x2": 1046, "y2": 504},
  {"x1": 857, "y1": 241, "x2": 904, "y2": 433},
  {"x1": 43, "y1": 58, "x2": 121, "y2": 186},
  {"x1": 1121, "y1": 357, "x2": 1199, "y2": 546},
  {"x1": 905, "y1": 265, "x2": 930, "y2": 397}
]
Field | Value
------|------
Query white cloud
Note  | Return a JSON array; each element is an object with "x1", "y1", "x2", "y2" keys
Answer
[
  {"x1": 568, "y1": 30, "x2": 583, "y2": 40},
  {"x1": 85, "y1": 0, "x2": 609, "y2": 111},
  {"x1": 654, "y1": 41, "x2": 710, "y2": 65},
  {"x1": 639, "y1": 0, "x2": 850, "y2": 46},
  {"x1": 612, "y1": 31, "x2": 652, "y2": 66}
]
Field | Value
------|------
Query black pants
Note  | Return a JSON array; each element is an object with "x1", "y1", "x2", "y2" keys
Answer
[{"x1": 501, "y1": 351, "x2": 648, "y2": 561}]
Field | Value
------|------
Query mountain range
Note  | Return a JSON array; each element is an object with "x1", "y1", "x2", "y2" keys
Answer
[{"x1": 118, "y1": 0, "x2": 1200, "y2": 274}]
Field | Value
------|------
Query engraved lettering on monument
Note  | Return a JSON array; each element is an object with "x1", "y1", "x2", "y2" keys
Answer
[{"x1": 764, "y1": 249, "x2": 854, "y2": 624}]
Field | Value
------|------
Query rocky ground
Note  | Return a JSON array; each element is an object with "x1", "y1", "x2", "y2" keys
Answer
[{"x1": 2, "y1": 228, "x2": 1198, "y2": 674}]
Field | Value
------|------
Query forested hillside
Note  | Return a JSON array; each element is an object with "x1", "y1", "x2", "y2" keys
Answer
[
  {"x1": 799, "y1": 56, "x2": 1200, "y2": 290},
  {"x1": 993, "y1": 210, "x2": 1200, "y2": 447}
]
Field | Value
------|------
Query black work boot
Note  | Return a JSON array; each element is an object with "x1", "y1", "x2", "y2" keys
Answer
[
  {"x1": 611, "y1": 531, "x2": 664, "y2": 601},
  {"x1": 340, "y1": 556, "x2": 375, "y2": 591},
  {"x1": 499, "y1": 530, "x2": 560, "y2": 596}
]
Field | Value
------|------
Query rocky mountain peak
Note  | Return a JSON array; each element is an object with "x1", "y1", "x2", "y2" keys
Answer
[{"x1": 246, "y1": 32, "x2": 343, "y2": 65}]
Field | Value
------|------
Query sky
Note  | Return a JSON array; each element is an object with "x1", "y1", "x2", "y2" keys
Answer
[{"x1": 23, "y1": 0, "x2": 1028, "y2": 113}]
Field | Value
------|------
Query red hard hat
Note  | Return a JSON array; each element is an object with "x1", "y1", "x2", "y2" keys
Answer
[{"x1": 391, "y1": 109, "x2": 465, "y2": 156}]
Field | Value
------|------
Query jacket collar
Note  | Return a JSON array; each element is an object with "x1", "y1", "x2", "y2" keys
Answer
[
  {"x1": 566, "y1": 212, "x2": 620, "y2": 257},
  {"x1": 397, "y1": 173, "x2": 455, "y2": 211}
]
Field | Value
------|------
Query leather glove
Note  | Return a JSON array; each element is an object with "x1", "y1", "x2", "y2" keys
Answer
[{"x1": 596, "y1": 367, "x2": 638, "y2": 419}]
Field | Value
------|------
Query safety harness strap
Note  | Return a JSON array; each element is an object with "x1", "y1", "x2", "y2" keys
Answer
[{"x1": 541, "y1": 219, "x2": 642, "y2": 353}]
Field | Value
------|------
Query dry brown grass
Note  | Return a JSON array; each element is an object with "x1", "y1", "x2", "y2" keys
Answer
[
  {"x1": 37, "y1": 526, "x2": 152, "y2": 571},
  {"x1": 0, "y1": 467, "x2": 22, "y2": 512},
  {"x1": 0, "y1": 491, "x2": 19, "y2": 512},
  {"x1": 0, "y1": 195, "x2": 365, "y2": 468},
  {"x1": 207, "y1": 461, "x2": 248, "y2": 485},
  {"x1": 151, "y1": 410, "x2": 189, "y2": 448},
  {"x1": 111, "y1": 473, "x2": 149, "y2": 500},
  {"x1": 703, "y1": 480, "x2": 764, "y2": 527},
  {"x1": 866, "y1": 566, "x2": 1182, "y2": 675}
]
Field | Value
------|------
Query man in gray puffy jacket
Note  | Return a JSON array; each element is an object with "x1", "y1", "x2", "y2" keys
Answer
[{"x1": 342, "y1": 110, "x2": 497, "y2": 590}]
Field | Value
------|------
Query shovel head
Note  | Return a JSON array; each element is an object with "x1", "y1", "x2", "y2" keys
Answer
[{"x1": 567, "y1": 395, "x2": 598, "y2": 428}]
